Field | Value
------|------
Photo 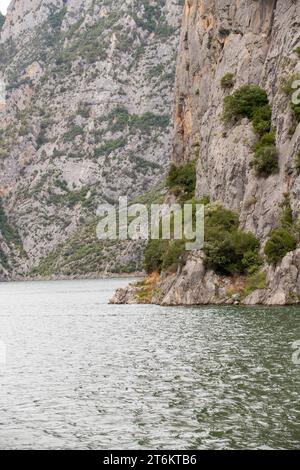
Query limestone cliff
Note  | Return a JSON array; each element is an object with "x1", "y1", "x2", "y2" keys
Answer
[
  {"x1": 161, "y1": 0, "x2": 300, "y2": 305},
  {"x1": 111, "y1": 0, "x2": 300, "y2": 306}
]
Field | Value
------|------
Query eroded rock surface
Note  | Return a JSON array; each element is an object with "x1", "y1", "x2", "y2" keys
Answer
[{"x1": 114, "y1": 0, "x2": 300, "y2": 306}]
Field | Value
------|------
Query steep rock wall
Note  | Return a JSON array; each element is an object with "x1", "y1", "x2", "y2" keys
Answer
[
  {"x1": 164, "y1": 0, "x2": 300, "y2": 305},
  {"x1": 173, "y1": 0, "x2": 300, "y2": 240},
  {"x1": 111, "y1": 0, "x2": 300, "y2": 306}
]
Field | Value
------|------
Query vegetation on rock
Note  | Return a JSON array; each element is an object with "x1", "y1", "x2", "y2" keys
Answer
[
  {"x1": 222, "y1": 85, "x2": 269, "y2": 122},
  {"x1": 250, "y1": 131, "x2": 278, "y2": 177},
  {"x1": 243, "y1": 271, "x2": 267, "y2": 297},
  {"x1": 203, "y1": 205, "x2": 261, "y2": 275},
  {"x1": 264, "y1": 228, "x2": 297, "y2": 264},
  {"x1": 220, "y1": 73, "x2": 235, "y2": 90},
  {"x1": 223, "y1": 84, "x2": 278, "y2": 177},
  {"x1": 264, "y1": 196, "x2": 297, "y2": 264},
  {"x1": 166, "y1": 161, "x2": 197, "y2": 202}
]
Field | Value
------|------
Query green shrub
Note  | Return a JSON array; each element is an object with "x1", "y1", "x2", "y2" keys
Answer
[
  {"x1": 144, "y1": 239, "x2": 169, "y2": 273},
  {"x1": 244, "y1": 271, "x2": 267, "y2": 296},
  {"x1": 251, "y1": 144, "x2": 278, "y2": 177},
  {"x1": 250, "y1": 131, "x2": 278, "y2": 177},
  {"x1": 48, "y1": 7, "x2": 67, "y2": 30},
  {"x1": 280, "y1": 74, "x2": 300, "y2": 96},
  {"x1": 280, "y1": 195, "x2": 293, "y2": 228},
  {"x1": 129, "y1": 112, "x2": 169, "y2": 132},
  {"x1": 144, "y1": 203, "x2": 262, "y2": 277},
  {"x1": 222, "y1": 84, "x2": 278, "y2": 177},
  {"x1": 221, "y1": 73, "x2": 235, "y2": 90},
  {"x1": 162, "y1": 240, "x2": 186, "y2": 271},
  {"x1": 0, "y1": 248, "x2": 8, "y2": 268},
  {"x1": 94, "y1": 138, "x2": 127, "y2": 157},
  {"x1": 204, "y1": 228, "x2": 261, "y2": 275},
  {"x1": 252, "y1": 105, "x2": 272, "y2": 136},
  {"x1": 36, "y1": 131, "x2": 47, "y2": 149},
  {"x1": 198, "y1": 195, "x2": 210, "y2": 205},
  {"x1": 63, "y1": 125, "x2": 84, "y2": 142},
  {"x1": 291, "y1": 102, "x2": 300, "y2": 122},
  {"x1": 223, "y1": 85, "x2": 269, "y2": 122},
  {"x1": 203, "y1": 205, "x2": 261, "y2": 275},
  {"x1": 166, "y1": 162, "x2": 196, "y2": 202},
  {"x1": 0, "y1": 199, "x2": 22, "y2": 247},
  {"x1": 205, "y1": 205, "x2": 239, "y2": 240},
  {"x1": 264, "y1": 228, "x2": 297, "y2": 264}
]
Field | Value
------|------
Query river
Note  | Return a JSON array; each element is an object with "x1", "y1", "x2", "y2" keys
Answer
[{"x1": 0, "y1": 279, "x2": 299, "y2": 449}]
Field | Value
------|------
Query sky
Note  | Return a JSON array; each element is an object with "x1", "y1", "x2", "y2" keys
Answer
[{"x1": 0, "y1": 0, "x2": 11, "y2": 15}]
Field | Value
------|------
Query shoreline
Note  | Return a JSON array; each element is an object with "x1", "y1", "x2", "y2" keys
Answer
[{"x1": 0, "y1": 272, "x2": 145, "y2": 283}]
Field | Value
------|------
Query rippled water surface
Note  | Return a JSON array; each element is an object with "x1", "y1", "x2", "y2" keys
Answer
[{"x1": 0, "y1": 279, "x2": 299, "y2": 449}]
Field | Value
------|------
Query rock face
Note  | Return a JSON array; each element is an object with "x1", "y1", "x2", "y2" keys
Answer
[
  {"x1": 174, "y1": 0, "x2": 300, "y2": 236},
  {"x1": 152, "y1": 249, "x2": 300, "y2": 306},
  {"x1": 113, "y1": 0, "x2": 300, "y2": 306},
  {"x1": 0, "y1": 0, "x2": 183, "y2": 278},
  {"x1": 163, "y1": 0, "x2": 300, "y2": 305},
  {"x1": 152, "y1": 252, "x2": 231, "y2": 305},
  {"x1": 244, "y1": 249, "x2": 300, "y2": 305}
]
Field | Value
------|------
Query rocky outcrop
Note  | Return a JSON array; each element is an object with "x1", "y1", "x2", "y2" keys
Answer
[
  {"x1": 0, "y1": 0, "x2": 183, "y2": 276},
  {"x1": 173, "y1": 0, "x2": 300, "y2": 236},
  {"x1": 244, "y1": 249, "x2": 300, "y2": 305},
  {"x1": 162, "y1": 0, "x2": 300, "y2": 306},
  {"x1": 110, "y1": 284, "x2": 142, "y2": 305},
  {"x1": 152, "y1": 252, "x2": 234, "y2": 305},
  {"x1": 111, "y1": 248, "x2": 300, "y2": 306},
  {"x1": 113, "y1": 0, "x2": 300, "y2": 306},
  {"x1": 155, "y1": 248, "x2": 300, "y2": 306}
]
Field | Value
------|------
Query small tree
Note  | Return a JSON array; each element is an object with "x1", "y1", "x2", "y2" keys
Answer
[
  {"x1": 220, "y1": 73, "x2": 235, "y2": 90},
  {"x1": 264, "y1": 228, "x2": 297, "y2": 264},
  {"x1": 223, "y1": 85, "x2": 269, "y2": 122}
]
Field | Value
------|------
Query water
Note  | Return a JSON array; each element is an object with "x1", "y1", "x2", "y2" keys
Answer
[{"x1": 0, "y1": 279, "x2": 299, "y2": 450}]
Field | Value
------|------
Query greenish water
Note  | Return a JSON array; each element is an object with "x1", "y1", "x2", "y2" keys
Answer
[{"x1": 0, "y1": 279, "x2": 299, "y2": 449}]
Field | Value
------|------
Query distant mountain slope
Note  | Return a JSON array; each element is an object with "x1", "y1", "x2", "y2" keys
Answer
[{"x1": 0, "y1": 0, "x2": 183, "y2": 277}]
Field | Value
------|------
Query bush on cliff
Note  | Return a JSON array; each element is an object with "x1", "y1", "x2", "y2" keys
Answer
[
  {"x1": 143, "y1": 239, "x2": 169, "y2": 274},
  {"x1": 223, "y1": 85, "x2": 269, "y2": 122},
  {"x1": 252, "y1": 105, "x2": 272, "y2": 136},
  {"x1": 203, "y1": 205, "x2": 261, "y2": 275},
  {"x1": 161, "y1": 240, "x2": 186, "y2": 271},
  {"x1": 204, "y1": 228, "x2": 261, "y2": 275},
  {"x1": 166, "y1": 162, "x2": 196, "y2": 202},
  {"x1": 250, "y1": 131, "x2": 279, "y2": 177},
  {"x1": 264, "y1": 228, "x2": 297, "y2": 265},
  {"x1": 223, "y1": 85, "x2": 278, "y2": 177},
  {"x1": 220, "y1": 73, "x2": 235, "y2": 90}
]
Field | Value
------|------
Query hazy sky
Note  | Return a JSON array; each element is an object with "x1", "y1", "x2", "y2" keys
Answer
[{"x1": 0, "y1": 0, "x2": 11, "y2": 15}]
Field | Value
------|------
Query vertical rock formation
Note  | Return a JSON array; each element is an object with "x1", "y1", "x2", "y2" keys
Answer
[
  {"x1": 173, "y1": 0, "x2": 300, "y2": 238},
  {"x1": 163, "y1": 0, "x2": 300, "y2": 305},
  {"x1": 111, "y1": 0, "x2": 300, "y2": 305}
]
